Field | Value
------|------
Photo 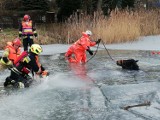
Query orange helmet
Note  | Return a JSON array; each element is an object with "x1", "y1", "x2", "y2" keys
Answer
[
  {"x1": 23, "y1": 14, "x2": 30, "y2": 21},
  {"x1": 12, "y1": 38, "x2": 21, "y2": 46}
]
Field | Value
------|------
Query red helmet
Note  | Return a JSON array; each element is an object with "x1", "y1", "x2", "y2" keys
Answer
[
  {"x1": 12, "y1": 38, "x2": 21, "y2": 46},
  {"x1": 23, "y1": 14, "x2": 30, "y2": 21}
]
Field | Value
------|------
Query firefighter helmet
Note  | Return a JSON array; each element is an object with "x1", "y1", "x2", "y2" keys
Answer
[
  {"x1": 23, "y1": 14, "x2": 30, "y2": 21},
  {"x1": 12, "y1": 38, "x2": 21, "y2": 46},
  {"x1": 30, "y1": 44, "x2": 43, "y2": 55}
]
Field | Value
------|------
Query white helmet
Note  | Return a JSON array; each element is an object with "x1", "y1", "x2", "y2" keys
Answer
[{"x1": 85, "y1": 30, "x2": 92, "y2": 36}]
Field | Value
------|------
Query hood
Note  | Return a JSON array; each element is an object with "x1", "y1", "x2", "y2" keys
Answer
[{"x1": 82, "y1": 32, "x2": 89, "y2": 38}]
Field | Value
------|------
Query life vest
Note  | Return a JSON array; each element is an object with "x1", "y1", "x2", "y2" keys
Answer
[
  {"x1": 5, "y1": 44, "x2": 21, "y2": 63},
  {"x1": 22, "y1": 20, "x2": 33, "y2": 35}
]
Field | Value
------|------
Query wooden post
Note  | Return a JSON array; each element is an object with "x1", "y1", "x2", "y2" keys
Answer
[{"x1": 67, "y1": 31, "x2": 70, "y2": 44}]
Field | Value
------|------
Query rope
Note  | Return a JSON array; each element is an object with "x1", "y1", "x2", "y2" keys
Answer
[
  {"x1": 86, "y1": 42, "x2": 100, "y2": 63},
  {"x1": 86, "y1": 40, "x2": 116, "y2": 63},
  {"x1": 101, "y1": 40, "x2": 115, "y2": 62}
]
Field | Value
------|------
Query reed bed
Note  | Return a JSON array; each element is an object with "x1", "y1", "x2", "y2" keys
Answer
[{"x1": 38, "y1": 9, "x2": 160, "y2": 44}]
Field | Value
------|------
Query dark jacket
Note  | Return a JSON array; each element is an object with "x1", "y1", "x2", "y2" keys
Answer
[{"x1": 16, "y1": 52, "x2": 40, "y2": 73}]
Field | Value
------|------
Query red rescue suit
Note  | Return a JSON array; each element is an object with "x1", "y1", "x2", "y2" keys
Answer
[{"x1": 65, "y1": 32, "x2": 96, "y2": 63}]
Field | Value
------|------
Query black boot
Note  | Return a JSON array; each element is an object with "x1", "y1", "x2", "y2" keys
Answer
[{"x1": 4, "y1": 77, "x2": 15, "y2": 87}]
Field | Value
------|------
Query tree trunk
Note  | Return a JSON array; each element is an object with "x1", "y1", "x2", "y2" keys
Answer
[{"x1": 97, "y1": 0, "x2": 102, "y2": 11}]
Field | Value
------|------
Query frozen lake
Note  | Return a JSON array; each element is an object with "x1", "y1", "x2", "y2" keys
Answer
[{"x1": 0, "y1": 49, "x2": 160, "y2": 120}]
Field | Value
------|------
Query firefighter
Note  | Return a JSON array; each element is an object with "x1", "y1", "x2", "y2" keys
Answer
[
  {"x1": 4, "y1": 44, "x2": 49, "y2": 88},
  {"x1": 65, "y1": 30, "x2": 101, "y2": 63},
  {"x1": 19, "y1": 14, "x2": 38, "y2": 51},
  {"x1": 0, "y1": 38, "x2": 21, "y2": 69}
]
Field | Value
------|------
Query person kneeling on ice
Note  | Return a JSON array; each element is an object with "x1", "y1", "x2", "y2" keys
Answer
[
  {"x1": 4, "y1": 44, "x2": 49, "y2": 88},
  {"x1": 65, "y1": 30, "x2": 101, "y2": 63},
  {"x1": 0, "y1": 38, "x2": 21, "y2": 70}
]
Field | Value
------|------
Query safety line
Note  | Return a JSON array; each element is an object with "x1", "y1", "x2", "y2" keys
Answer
[
  {"x1": 87, "y1": 40, "x2": 116, "y2": 63},
  {"x1": 101, "y1": 40, "x2": 115, "y2": 62},
  {"x1": 86, "y1": 41, "x2": 100, "y2": 63}
]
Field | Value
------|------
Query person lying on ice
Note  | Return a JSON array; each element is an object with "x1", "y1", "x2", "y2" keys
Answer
[
  {"x1": 0, "y1": 38, "x2": 21, "y2": 70},
  {"x1": 65, "y1": 30, "x2": 101, "y2": 63},
  {"x1": 4, "y1": 44, "x2": 49, "y2": 88}
]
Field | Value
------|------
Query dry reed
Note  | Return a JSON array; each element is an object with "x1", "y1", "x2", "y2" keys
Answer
[{"x1": 38, "y1": 9, "x2": 160, "y2": 44}]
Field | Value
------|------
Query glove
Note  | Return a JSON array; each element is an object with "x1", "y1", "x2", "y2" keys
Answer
[
  {"x1": 6, "y1": 60, "x2": 13, "y2": 66},
  {"x1": 41, "y1": 65, "x2": 45, "y2": 71},
  {"x1": 96, "y1": 39, "x2": 101, "y2": 44},
  {"x1": 2, "y1": 57, "x2": 9, "y2": 63},
  {"x1": 86, "y1": 48, "x2": 93, "y2": 55},
  {"x1": 19, "y1": 31, "x2": 22, "y2": 37},
  {"x1": 40, "y1": 70, "x2": 49, "y2": 78},
  {"x1": 42, "y1": 70, "x2": 49, "y2": 76},
  {"x1": 34, "y1": 32, "x2": 38, "y2": 37},
  {"x1": 19, "y1": 34, "x2": 22, "y2": 38},
  {"x1": 36, "y1": 69, "x2": 49, "y2": 78}
]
